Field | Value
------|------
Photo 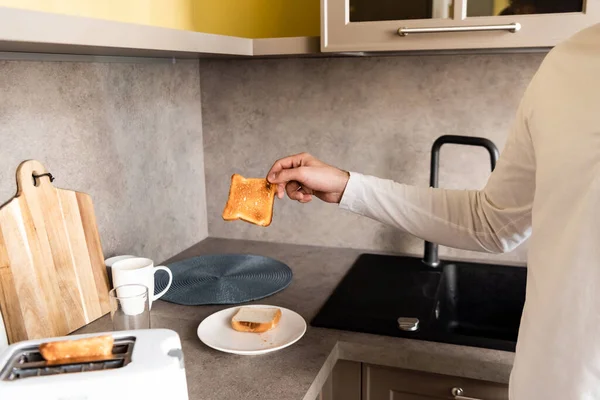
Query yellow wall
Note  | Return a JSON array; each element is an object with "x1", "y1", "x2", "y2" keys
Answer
[
  {"x1": 494, "y1": 0, "x2": 511, "y2": 15},
  {"x1": 0, "y1": 0, "x2": 320, "y2": 38},
  {"x1": 0, "y1": 0, "x2": 196, "y2": 30},
  {"x1": 193, "y1": 1, "x2": 320, "y2": 38}
]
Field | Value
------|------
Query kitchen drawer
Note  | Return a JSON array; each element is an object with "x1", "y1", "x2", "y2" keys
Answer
[{"x1": 362, "y1": 364, "x2": 508, "y2": 400}]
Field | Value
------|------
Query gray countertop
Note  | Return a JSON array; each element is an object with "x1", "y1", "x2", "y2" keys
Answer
[{"x1": 76, "y1": 238, "x2": 515, "y2": 400}]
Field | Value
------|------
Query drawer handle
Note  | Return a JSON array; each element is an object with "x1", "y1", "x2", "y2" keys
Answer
[
  {"x1": 452, "y1": 387, "x2": 484, "y2": 400},
  {"x1": 398, "y1": 23, "x2": 521, "y2": 36}
]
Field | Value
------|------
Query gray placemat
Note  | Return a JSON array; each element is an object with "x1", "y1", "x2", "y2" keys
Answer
[{"x1": 154, "y1": 254, "x2": 293, "y2": 305}]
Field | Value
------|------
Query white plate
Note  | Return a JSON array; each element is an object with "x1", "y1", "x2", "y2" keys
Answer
[{"x1": 197, "y1": 305, "x2": 307, "y2": 355}]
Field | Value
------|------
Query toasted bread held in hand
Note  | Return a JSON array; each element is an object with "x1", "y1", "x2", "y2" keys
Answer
[
  {"x1": 231, "y1": 307, "x2": 282, "y2": 333},
  {"x1": 39, "y1": 335, "x2": 114, "y2": 362},
  {"x1": 222, "y1": 174, "x2": 277, "y2": 227}
]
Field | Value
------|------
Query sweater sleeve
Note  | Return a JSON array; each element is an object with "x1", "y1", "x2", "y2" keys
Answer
[{"x1": 339, "y1": 94, "x2": 536, "y2": 254}]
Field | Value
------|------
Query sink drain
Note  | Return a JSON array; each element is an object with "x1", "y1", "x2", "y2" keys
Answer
[{"x1": 398, "y1": 317, "x2": 420, "y2": 332}]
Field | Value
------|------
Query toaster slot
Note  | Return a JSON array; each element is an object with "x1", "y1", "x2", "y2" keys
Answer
[{"x1": 0, "y1": 337, "x2": 136, "y2": 381}]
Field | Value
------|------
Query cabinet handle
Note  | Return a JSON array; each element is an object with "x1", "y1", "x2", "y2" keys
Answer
[
  {"x1": 397, "y1": 23, "x2": 520, "y2": 36},
  {"x1": 451, "y1": 387, "x2": 484, "y2": 400}
]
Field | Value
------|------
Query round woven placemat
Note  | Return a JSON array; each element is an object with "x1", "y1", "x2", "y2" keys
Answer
[{"x1": 154, "y1": 254, "x2": 293, "y2": 306}]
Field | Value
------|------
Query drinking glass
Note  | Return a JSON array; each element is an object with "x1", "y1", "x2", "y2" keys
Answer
[{"x1": 109, "y1": 284, "x2": 151, "y2": 330}]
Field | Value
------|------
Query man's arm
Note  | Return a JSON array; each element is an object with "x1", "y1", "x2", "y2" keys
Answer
[
  {"x1": 339, "y1": 93, "x2": 536, "y2": 254},
  {"x1": 267, "y1": 82, "x2": 537, "y2": 254}
]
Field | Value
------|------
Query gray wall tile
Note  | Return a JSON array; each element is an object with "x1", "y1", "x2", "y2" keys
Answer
[
  {"x1": 201, "y1": 53, "x2": 546, "y2": 265},
  {"x1": 0, "y1": 59, "x2": 207, "y2": 264}
]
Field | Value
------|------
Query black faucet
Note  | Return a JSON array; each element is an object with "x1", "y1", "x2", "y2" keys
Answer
[{"x1": 422, "y1": 135, "x2": 499, "y2": 267}]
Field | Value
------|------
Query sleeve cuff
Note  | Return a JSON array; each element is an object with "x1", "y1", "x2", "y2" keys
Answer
[{"x1": 338, "y1": 171, "x2": 367, "y2": 213}]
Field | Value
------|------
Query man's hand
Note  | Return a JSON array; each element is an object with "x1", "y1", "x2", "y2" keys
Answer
[{"x1": 266, "y1": 153, "x2": 350, "y2": 204}]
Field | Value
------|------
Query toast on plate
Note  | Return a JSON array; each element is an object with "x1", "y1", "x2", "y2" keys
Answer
[
  {"x1": 231, "y1": 307, "x2": 282, "y2": 333},
  {"x1": 222, "y1": 174, "x2": 277, "y2": 227}
]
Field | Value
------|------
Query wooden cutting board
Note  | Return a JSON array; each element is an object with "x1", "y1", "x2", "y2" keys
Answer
[{"x1": 0, "y1": 160, "x2": 111, "y2": 344}]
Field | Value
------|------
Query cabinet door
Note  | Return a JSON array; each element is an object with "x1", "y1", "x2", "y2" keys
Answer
[
  {"x1": 362, "y1": 364, "x2": 509, "y2": 400},
  {"x1": 319, "y1": 360, "x2": 362, "y2": 400},
  {"x1": 322, "y1": 0, "x2": 600, "y2": 52}
]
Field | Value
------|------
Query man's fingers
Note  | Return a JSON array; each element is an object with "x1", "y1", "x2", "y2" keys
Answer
[
  {"x1": 267, "y1": 153, "x2": 312, "y2": 182},
  {"x1": 298, "y1": 187, "x2": 313, "y2": 195},
  {"x1": 270, "y1": 167, "x2": 307, "y2": 185},
  {"x1": 276, "y1": 183, "x2": 285, "y2": 199},
  {"x1": 285, "y1": 181, "x2": 302, "y2": 200}
]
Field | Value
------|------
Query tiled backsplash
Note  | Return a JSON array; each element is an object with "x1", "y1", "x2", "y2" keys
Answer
[
  {"x1": 0, "y1": 59, "x2": 207, "y2": 264},
  {"x1": 201, "y1": 53, "x2": 546, "y2": 265}
]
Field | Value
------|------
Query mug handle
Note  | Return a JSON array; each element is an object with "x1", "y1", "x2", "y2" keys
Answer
[{"x1": 153, "y1": 266, "x2": 173, "y2": 301}]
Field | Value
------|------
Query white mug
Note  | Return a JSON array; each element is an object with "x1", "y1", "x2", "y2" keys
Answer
[
  {"x1": 105, "y1": 255, "x2": 136, "y2": 269},
  {"x1": 105, "y1": 255, "x2": 136, "y2": 289},
  {"x1": 111, "y1": 257, "x2": 173, "y2": 309}
]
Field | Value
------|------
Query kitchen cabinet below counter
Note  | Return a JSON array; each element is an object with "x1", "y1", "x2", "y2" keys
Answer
[
  {"x1": 0, "y1": 7, "x2": 320, "y2": 59},
  {"x1": 319, "y1": 361, "x2": 508, "y2": 400}
]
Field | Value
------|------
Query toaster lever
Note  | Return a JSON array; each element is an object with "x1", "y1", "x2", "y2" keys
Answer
[{"x1": 168, "y1": 348, "x2": 185, "y2": 369}]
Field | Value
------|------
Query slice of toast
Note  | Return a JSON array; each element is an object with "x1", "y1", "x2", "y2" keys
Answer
[
  {"x1": 222, "y1": 174, "x2": 277, "y2": 227},
  {"x1": 39, "y1": 335, "x2": 114, "y2": 362},
  {"x1": 231, "y1": 307, "x2": 282, "y2": 333}
]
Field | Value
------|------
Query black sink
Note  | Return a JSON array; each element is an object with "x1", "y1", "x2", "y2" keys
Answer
[
  {"x1": 313, "y1": 134, "x2": 530, "y2": 351},
  {"x1": 311, "y1": 253, "x2": 527, "y2": 352},
  {"x1": 435, "y1": 262, "x2": 526, "y2": 343}
]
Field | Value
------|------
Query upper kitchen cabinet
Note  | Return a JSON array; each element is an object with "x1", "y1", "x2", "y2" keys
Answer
[{"x1": 321, "y1": 0, "x2": 600, "y2": 52}]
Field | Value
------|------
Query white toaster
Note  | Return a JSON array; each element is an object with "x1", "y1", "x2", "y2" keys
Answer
[{"x1": 0, "y1": 328, "x2": 189, "y2": 400}]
